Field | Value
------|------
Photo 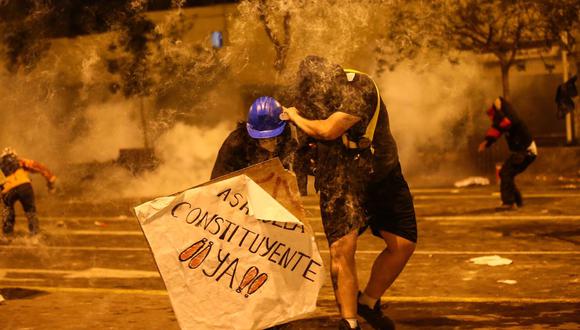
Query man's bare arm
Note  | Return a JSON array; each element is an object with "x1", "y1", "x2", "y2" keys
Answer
[{"x1": 281, "y1": 107, "x2": 360, "y2": 140}]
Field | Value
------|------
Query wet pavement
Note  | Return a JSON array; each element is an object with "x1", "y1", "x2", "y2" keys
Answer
[{"x1": 0, "y1": 184, "x2": 579, "y2": 329}]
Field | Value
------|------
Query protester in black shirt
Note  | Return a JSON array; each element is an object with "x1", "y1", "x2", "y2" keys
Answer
[
  {"x1": 281, "y1": 55, "x2": 416, "y2": 330},
  {"x1": 478, "y1": 97, "x2": 537, "y2": 210}
]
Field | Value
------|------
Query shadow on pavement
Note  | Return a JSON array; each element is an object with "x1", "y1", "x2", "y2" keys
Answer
[
  {"x1": 0, "y1": 288, "x2": 48, "y2": 300},
  {"x1": 487, "y1": 223, "x2": 580, "y2": 245}
]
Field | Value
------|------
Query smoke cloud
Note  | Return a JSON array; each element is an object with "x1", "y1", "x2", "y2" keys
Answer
[
  {"x1": 376, "y1": 57, "x2": 496, "y2": 183},
  {"x1": 0, "y1": 1, "x2": 502, "y2": 198}
]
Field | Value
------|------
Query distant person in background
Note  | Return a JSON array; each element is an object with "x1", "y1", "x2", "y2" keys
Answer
[
  {"x1": 0, "y1": 148, "x2": 57, "y2": 237},
  {"x1": 211, "y1": 96, "x2": 300, "y2": 181},
  {"x1": 478, "y1": 97, "x2": 537, "y2": 210},
  {"x1": 555, "y1": 75, "x2": 577, "y2": 120}
]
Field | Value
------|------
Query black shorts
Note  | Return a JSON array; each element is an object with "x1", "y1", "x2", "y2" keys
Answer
[
  {"x1": 319, "y1": 162, "x2": 417, "y2": 245},
  {"x1": 365, "y1": 163, "x2": 417, "y2": 243}
]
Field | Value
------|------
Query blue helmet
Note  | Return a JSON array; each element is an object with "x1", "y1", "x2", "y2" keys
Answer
[{"x1": 246, "y1": 96, "x2": 286, "y2": 139}]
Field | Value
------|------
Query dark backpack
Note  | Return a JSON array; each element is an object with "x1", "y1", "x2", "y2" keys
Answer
[{"x1": 0, "y1": 154, "x2": 20, "y2": 176}]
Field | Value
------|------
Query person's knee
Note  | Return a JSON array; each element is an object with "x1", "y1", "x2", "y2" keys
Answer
[
  {"x1": 2, "y1": 207, "x2": 14, "y2": 219},
  {"x1": 23, "y1": 204, "x2": 36, "y2": 214},
  {"x1": 499, "y1": 167, "x2": 511, "y2": 180},
  {"x1": 382, "y1": 232, "x2": 416, "y2": 258},
  {"x1": 398, "y1": 240, "x2": 416, "y2": 259},
  {"x1": 330, "y1": 234, "x2": 357, "y2": 265}
]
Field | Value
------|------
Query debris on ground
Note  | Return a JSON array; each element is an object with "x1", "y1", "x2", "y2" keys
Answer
[
  {"x1": 56, "y1": 220, "x2": 65, "y2": 227},
  {"x1": 535, "y1": 175, "x2": 549, "y2": 181},
  {"x1": 497, "y1": 280, "x2": 517, "y2": 285},
  {"x1": 469, "y1": 255, "x2": 513, "y2": 266},
  {"x1": 0, "y1": 294, "x2": 4, "y2": 304},
  {"x1": 454, "y1": 177, "x2": 490, "y2": 188},
  {"x1": 558, "y1": 176, "x2": 580, "y2": 183},
  {"x1": 94, "y1": 221, "x2": 107, "y2": 227}
]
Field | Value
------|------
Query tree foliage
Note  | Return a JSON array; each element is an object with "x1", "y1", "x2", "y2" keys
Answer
[
  {"x1": 256, "y1": 0, "x2": 292, "y2": 72},
  {"x1": 375, "y1": 1, "x2": 449, "y2": 74},
  {"x1": 536, "y1": 0, "x2": 580, "y2": 63},
  {"x1": 380, "y1": 0, "x2": 580, "y2": 98}
]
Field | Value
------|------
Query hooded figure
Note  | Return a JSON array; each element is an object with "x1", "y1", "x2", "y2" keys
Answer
[{"x1": 479, "y1": 97, "x2": 537, "y2": 209}]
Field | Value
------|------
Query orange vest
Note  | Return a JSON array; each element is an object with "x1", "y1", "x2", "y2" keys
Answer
[
  {"x1": 1, "y1": 168, "x2": 32, "y2": 194},
  {"x1": 1, "y1": 158, "x2": 56, "y2": 194}
]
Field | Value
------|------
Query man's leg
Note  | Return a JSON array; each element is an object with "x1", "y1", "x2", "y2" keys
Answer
[
  {"x1": 2, "y1": 190, "x2": 17, "y2": 235},
  {"x1": 329, "y1": 229, "x2": 359, "y2": 321},
  {"x1": 514, "y1": 187, "x2": 523, "y2": 207},
  {"x1": 19, "y1": 184, "x2": 39, "y2": 235},
  {"x1": 512, "y1": 154, "x2": 536, "y2": 207},
  {"x1": 2, "y1": 204, "x2": 15, "y2": 235},
  {"x1": 362, "y1": 231, "x2": 416, "y2": 301},
  {"x1": 500, "y1": 152, "x2": 536, "y2": 207},
  {"x1": 357, "y1": 231, "x2": 414, "y2": 330},
  {"x1": 499, "y1": 155, "x2": 518, "y2": 206}
]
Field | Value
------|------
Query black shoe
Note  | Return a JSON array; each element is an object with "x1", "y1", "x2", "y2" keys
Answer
[
  {"x1": 338, "y1": 319, "x2": 361, "y2": 330},
  {"x1": 357, "y1": 297, "x2": 395, "y2": 330},
  {"x1": 514, "y1": 192, "x2": 523, "y2": 207}
]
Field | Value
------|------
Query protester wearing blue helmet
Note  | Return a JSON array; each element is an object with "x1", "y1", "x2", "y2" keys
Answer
[
  {"x1": 246, "y1": 96, "x2": 287, "y2": 139},
  {"x1": 210, "y1": 96, "x2": 299, "y2": 181}
]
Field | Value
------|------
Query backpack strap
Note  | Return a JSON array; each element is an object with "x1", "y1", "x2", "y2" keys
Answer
[{"x1": 341, "y1": 69, "x2": 381, "y2": 152}]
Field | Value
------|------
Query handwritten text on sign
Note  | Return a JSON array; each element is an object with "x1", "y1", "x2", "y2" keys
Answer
[
  {"x1": 170, "y1": 186, "x2": 322, "y2": 298},
  {"x1": 135, "y1": 172, "x2": 325, "y2": 330}
]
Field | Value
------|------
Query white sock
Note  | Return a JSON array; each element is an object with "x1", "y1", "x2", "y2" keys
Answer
[
  {"x1": 345, "y1": 318, "x2": 359, "y2": 328},
  {"x1": 358, "y1": 292, "x2": 378, "y2": 309}
]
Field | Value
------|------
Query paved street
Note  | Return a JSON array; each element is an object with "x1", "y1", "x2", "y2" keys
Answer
[{"x1": 0, "y1": 184, "x2": 579, "y2": 329}]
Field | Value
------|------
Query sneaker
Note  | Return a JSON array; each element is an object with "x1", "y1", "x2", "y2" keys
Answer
[
  {"x1": 514, "y1": 192, "x2": 523, "y2": 207},
  {"x1": 357, "y1": 297, "x2": 395, "y2": 330},
  {"x1": 338, "y1": 319, "x2": 361, "y2": 330}
]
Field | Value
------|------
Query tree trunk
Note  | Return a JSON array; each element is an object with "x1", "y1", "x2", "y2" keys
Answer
[
  {"x1": 501, "y1": 64, "x2": 511, "y2": 100},
  {"x1": 139, "y1": 97, "x2": 150, "y2": 149},
  {"x1": 576, "y1": 59, "x2": 580, "y2": 144}
]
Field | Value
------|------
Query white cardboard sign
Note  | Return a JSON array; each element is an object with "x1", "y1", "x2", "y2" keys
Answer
[{"x1": 134, "y1": 174, "x2": 324, "y2": 330}]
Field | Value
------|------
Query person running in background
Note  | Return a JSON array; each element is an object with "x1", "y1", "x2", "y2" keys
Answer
[
  {"x1": 478, "y1": 97, "x2": 537, "y2": 210},
  {"x1": 1, "y1": 148, "x2": 56, "y2": 237}
]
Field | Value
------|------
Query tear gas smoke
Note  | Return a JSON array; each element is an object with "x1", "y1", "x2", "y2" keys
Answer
[
  {"x1": 0, "y1": 4, "x2": 237, "y2": 198},
  {"x1": 0, "y1": 1, "x2": 500, "y2": 198},
  {"x1": 376, "y1": 58, "x2": 497, "y2": 183},
  {"x1": 78, "y1": 122, "x2": 231, "y2": 199},
  {"x1": 226, "y1": 0, "x2": 374, "y2": 80}
]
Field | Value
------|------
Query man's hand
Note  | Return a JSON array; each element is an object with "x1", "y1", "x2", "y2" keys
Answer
[
  {"x1": 478, "y1": 141, "x2": 487, "y2": 152},
  {"x1": 280, "y1": 106, "x2": 298, "y2": 122},
  {"x1": 47, "y1": 178, "x2": 57, "y2": 194}
]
